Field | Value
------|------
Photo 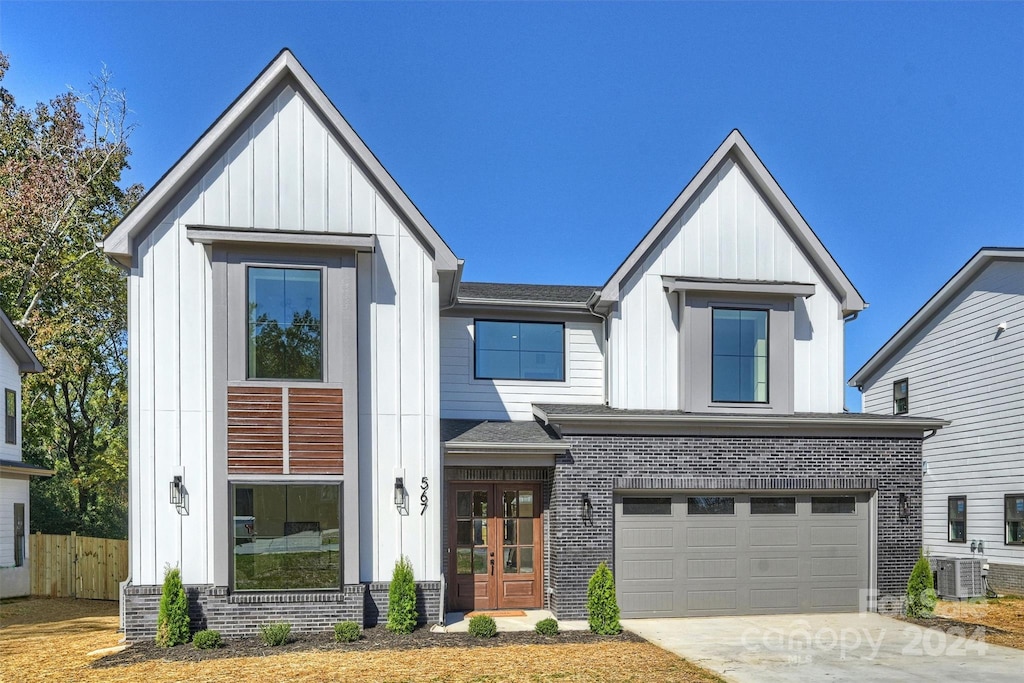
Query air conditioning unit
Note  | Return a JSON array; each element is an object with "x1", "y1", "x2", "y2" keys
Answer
[{"x1": 934, "y1": 557, "x2": 984, "y2": 599}]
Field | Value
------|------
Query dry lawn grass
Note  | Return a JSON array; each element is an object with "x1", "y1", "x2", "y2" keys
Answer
[
  {"x1": 933, "y1": 595, "x2": 1024, "y2": 650},
  {"x1": 0, "y1": 598, "x2": 721, "y2": 682}
]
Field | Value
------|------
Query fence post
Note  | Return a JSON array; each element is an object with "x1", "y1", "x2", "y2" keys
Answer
[{"x1": 71, "y1": 531, "x2": 78, "y2": 598}]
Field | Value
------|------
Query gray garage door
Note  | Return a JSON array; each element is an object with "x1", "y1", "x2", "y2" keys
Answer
[{"x1": 615, "y1": 492, "x2": 871, "y2": 617}]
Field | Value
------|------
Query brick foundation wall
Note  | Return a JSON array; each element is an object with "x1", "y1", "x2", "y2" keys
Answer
[
  {"x1": 988, "y1": 562, "x2": 1024, "y2": 595},
  {"x1": 124, "y1": 583, "x2": 365, "y2": 641},
  {"x1": 364, "y1": 581, "x2": 442, "y2": 626},
  {"x1": 548, "y1": 434, "x2": 923, "y2": 619}
]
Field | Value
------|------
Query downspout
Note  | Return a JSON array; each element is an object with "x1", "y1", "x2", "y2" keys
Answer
[{"x1": 585, "y1": 291, "x2": 610, "y2": 405}]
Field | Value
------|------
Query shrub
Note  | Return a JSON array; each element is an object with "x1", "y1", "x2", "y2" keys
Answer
[
  {"x1": 192, "y1": 629, "x2": 222, "y2": 649},
  {"x1": 587, "y1": 561, "x2": 622, "y2": 635},
  {"x1": 259, "y1": 622, "x2": 292, "y2": 646},
  {"x1": 334, "y1": 621, "x2": 362, "y2": 643},
  {"x1": 468, "y1": 614, "x2": 497, "y2": 638},
  {"x1": 386, "y1": 555, "x2": 418, "y2": 634},
  {"x1": 535, "y1": 618, "x2": 559, "y2": 636},
  {"x1": 155, "y1": 566, "x2": 190, "y2": 647},
  {"x1": 906, "y1": 551, "x2": 937, "y2": 618}
]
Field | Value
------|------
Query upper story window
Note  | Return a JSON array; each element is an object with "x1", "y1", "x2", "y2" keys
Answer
[
  {"x1": 474, "y1": 320, "x2": 564, "y2": 381},
  {"x1": 247, "y1": 267, "x2": 323, "y2": 380},
  {"x1": 4, "y1": 389, "x2": 15, "y2": 444},
  {"x1": 712, "y1": 308, "x2": 768, "y2": 403},
  {"x1": 893, "y1": 379, "x2": 909, "y2": 415}
]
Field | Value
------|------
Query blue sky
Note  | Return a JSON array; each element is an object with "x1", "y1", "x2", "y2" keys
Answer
[{"x1": 2, "y1": 2, "x2": 1021, "y2": 410}]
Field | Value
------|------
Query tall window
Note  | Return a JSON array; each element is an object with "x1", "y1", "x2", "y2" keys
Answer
[
  {"x1": 232, "y1": 484, "x2": 340, "y2": 590},
  {"x1": 893, "y1": 379, "x2": 909, "y2": 415},
  {"x1": 475, "y1": 321, "x2": 564, "y2": 381},
  {"x1": 247, "y1": 267, "x2": 322, "y2": 380},
  {"x1": 13, "y1": 503, "x2": 25, "y2": 567},
  {"x1": 712, "y1": 308, "x2": 768, "y2": 403},
  {"x1": 948, "y1": 496, "x2": 966, "y2": 542},
  {"x1": 1006, "y1": 494, "x2": 1024, "y2": 545},
  {"x1": 4, "y1": 389, "x2": 15, "y2": 444}
]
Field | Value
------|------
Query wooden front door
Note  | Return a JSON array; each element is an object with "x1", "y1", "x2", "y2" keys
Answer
[{"x1": 448, "y1": 483, "x2": 543, "y2": 611}]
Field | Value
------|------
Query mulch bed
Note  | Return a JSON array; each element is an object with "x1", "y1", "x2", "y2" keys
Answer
[{"x1": 95, "y1": 626, "x2": 645, "y2": 667}]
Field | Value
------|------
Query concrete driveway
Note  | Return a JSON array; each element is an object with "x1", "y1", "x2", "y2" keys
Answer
[{"x1": 623, "y1": 613, "x2": 1024, "y2": 682}]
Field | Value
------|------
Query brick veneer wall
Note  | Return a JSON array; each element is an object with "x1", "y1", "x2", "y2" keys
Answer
[
  {"x1": 547, "y1": 434, "x2": 923, "y2": 619},
  {"x1": 125, "y1": 583, "x2": 365, "y2": 641},
  {"x1": 365, "y1": 581, "x2": 442, "y2": 626},
  {"x1": 988, "y1": 563, "x2": 1024, "y2": 595}
]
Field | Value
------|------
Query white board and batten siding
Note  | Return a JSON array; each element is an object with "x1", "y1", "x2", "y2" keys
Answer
[
  {"x1": 440, "y1": 317, "x2": 604, "y2": 420},
  {"x1": 609, "y1": 157, "x2": 845, "y2": 412},
  {"x1": 0, "y1": 346, "x2": 22, "y2": 462},
  {"x1": 860, "y1": 259, "x2": 1024, "y2": 568},
  {"x1": 129, "y1": 81, "x2": 441, "y2": 587}
]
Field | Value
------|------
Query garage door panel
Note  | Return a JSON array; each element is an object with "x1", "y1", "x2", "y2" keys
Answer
[{"x1": 616, "y1": 492, "x2": 871, "y2": 618}]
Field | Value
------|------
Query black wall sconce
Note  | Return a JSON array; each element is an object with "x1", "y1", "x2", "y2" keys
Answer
[
  {"x1": 169, "y1": 474, "x2": 188, "y2": 515},
  {"x1": 899, "y1": 493, "x2": 910, "y2": 521},
  {"x1": 394, "y1": 477, "x2": 405, "y2": 508},
  {"x1": 582, "y1": 493, "x2": 594, "y2": 527}
]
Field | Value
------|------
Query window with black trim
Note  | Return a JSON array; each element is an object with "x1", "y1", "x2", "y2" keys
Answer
[
  {"x1": 1005, "y1": 494, "x2": 1024, "y2": 545},
  {"x1": 247, "y1": 267, "x2": 323, "y2": 380},
  {"x1": 948, "y1": 496, "x2": 966, "y2": 542},
  {"x1": 893, "y1": 379, "x2": 909, "y2": 415},
  {"x1": 712, "y1": 308, "x2": 768, "y2": 403},
  {"x1": 751, "y1": 496, "x2": 796, "y2": 514},
  {"x1": 687, "y1": 496, "x2": 735, "y2": 514},
  {"x1": 622, "y1": 497, "x2": 672, "y2": 515},
  {"x1": 811, "y1": 496, "x2": 856, "y2": 514},
  {"x1": 232, "y1": 483, "x2": 341, "y2": 590},
  {"x1": 13, "y1": 503, "x2": 25, "y2": 567},
  {"x1": 4, "y1": 389, "x2": 15, "y2": 444},
  {"x1": 474, "y1": 320, "x2": 564, "y2": 381}
]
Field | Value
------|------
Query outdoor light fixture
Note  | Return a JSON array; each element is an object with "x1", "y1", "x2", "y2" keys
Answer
[
  {"x1": 394, "y1": 477, "x2": 405, "y2": 507},
  {"x1": 582, "y1": 493, "x2": 594, "y2": 526},
  {"x1": 169, "y1": 475, "x2": 183, "y2": 506},
  {"x1": 899, "y1": 493, "x2": 910, "y2": 520}
]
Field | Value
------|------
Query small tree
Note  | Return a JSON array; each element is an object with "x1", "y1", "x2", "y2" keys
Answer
[
  {"x1": 387, "y1": 555, "x2": 418, "y2": 634},
  {"x1": 587, "y1": 561, "x2": 621, "y2": 635},
  {"x1": 906, "y1": 550, "x2": 936, "y2": 618},
  {"x1": 155, "y1": 566, "x2": 190, "y2": 647}
]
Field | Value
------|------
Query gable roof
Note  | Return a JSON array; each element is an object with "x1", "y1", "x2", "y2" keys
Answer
[
  {"x1": 595, "y1": 129, "x2": 865, "y2": 316},
  {"x1": 102, "y1": 49, "x2": 458, "y2": 272},
  {"x1": 0, "y1": 308, "x2": 43, "y2": 373},
  {"x1": 849, "y1": 247, "x2": 1024, "y2": 388}
]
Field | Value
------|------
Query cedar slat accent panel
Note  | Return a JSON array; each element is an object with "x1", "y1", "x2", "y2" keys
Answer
[
  {"x1": 289, "y1": 387, "x2": 344, "y2": 474},
  {"x1": 228, "y1": 386, "x2": 283, "y2": 474}
]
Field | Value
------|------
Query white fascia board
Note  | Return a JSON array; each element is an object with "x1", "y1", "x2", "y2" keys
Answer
[
  {"x1": 455, "y1": 298, "x2": 592, "y2": 311},
  {"x1": 598, "y1": 130, "x2": 865, "y2": 315},
  {"x1": 849, "y1": 248, "x2": 1024, "y2": 388},
  {"x1": 443, "y1": 442, "x2": 568, "y2": 456},
  {"x1": 661, "y1": 276, "x2": 816, "y2": 298},
  {"x1": 102, "y1": 49, "x2": 458, "y2": 273},
  {"x1": 186, "y1": 226, "x2": 376, "y2": 251}
]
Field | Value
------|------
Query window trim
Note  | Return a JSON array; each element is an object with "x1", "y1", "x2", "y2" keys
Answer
[
  {"x1": 893, "y1": 378, "x2": 909, "y2": 415},
  {"x1": 710, "y1": 306, "x2": 770, "y2": 404},
  {"x1": 473, "y1": 319, "x2": 566, "y2": 382},
  {"x1": 4, "y1": 389, "x2": 15, "y2": 445},
  {"x1": 245, "y1": 264, "x2": 326, "y2": 382},
  {"x1": 1005, "y1": 493, "x2": 1024, "y2": 546},
  {"x1": 229, "y1": 481, "x2": 344, "y2": 592},
  {"x1": 948, "y1": 495, "x2": 967, "y2": 543}
]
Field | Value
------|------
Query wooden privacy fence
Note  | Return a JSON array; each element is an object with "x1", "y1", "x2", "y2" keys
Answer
[{"x1": 30, "y1": 532, "x2": 128, "y2": 601}]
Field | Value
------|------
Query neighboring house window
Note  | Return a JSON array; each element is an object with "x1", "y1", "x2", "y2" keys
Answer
[
  {"x1": 247, "y1": 267, "x2": 323, "y2": 380},
  {"x1": 14, "y1": 503, "x2": 25, "y2": 567},
  {"x1": 474, "y1": 320, "x2": 564, "y2": 381},
  {"x1": 948, "y1": 496, "x2": 966, "y2": 542},
  {"x1": 1006, "y1": 494, "x2": 1024, "y2": 545},
  {"x1": 232, "y1": 484, "x2": 340, "y2": 590},
  {"x1": 4, "y1": 389, "x2": 15, "y2": 444},
  {"x1": 711, "y1": 308, "x2": 768, "y2": 403},
  {"x1": 893, "y1": 379, "x2": 909, "y2": 415}
]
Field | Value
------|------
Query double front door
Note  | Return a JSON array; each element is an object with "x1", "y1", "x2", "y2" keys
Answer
[{"x1": 448, "y1": 483, "x2": 543, "y2": 611}]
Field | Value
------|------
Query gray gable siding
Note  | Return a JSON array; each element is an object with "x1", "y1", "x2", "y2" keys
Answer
[{"x1": 860, "y1": 259, "x2": 1024, "y2": 571}]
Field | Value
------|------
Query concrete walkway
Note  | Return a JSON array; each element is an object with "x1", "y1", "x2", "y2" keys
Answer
[
  {"x1": 623, "y1": 613, "x2": 1024, "y2": 682},
  {"x1": 434, "y1": 609, "x2": 589, "y2": 633}
]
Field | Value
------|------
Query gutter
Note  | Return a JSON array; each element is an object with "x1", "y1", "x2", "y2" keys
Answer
[
  {"x1": 585, "y1": 291, "x2": 611, "y2": 405},
  {"x1": 443, "y1": 441, "x2": 568, "y2": 456},
  {"x1": 440, "y1": 260, "x2": 465, "y2": 312}
]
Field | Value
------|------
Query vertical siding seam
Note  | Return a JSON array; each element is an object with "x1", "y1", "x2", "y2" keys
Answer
[{"x1": 298, "y1": 100, "x2": 305, "y2": 231}]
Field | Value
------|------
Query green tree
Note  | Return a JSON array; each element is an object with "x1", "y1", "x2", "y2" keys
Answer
[
  {"x1": 0, "y1": 52, "x2": 140, "y2": 538},
  {"x1": 906, "y1": 551, "x2": 936, "y2": 618},
  {"x1": 156, "y1": 566, "x2": 190, "y2": 647},
  {"x1": 587, "y1": 561, "x2": 622, "y2": 635},
  {"x1": 386, "y1": 555, "x2": 418, "y2": 634}
]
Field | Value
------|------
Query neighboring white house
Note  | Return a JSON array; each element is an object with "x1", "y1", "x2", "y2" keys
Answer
[
  {"x1": 103, "y1": 50, "x2": 946, "y2": 639},
  {"x1": 0, "y1": 307, "x2": 48, "y2": 598},
  {"x1": 851, "y1": 248, "x2": 1024, "y2": 594}
]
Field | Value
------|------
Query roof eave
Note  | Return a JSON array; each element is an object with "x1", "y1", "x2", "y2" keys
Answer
[{"x1": 0, "y1": 309, "x2": 43, "y2": 373}]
